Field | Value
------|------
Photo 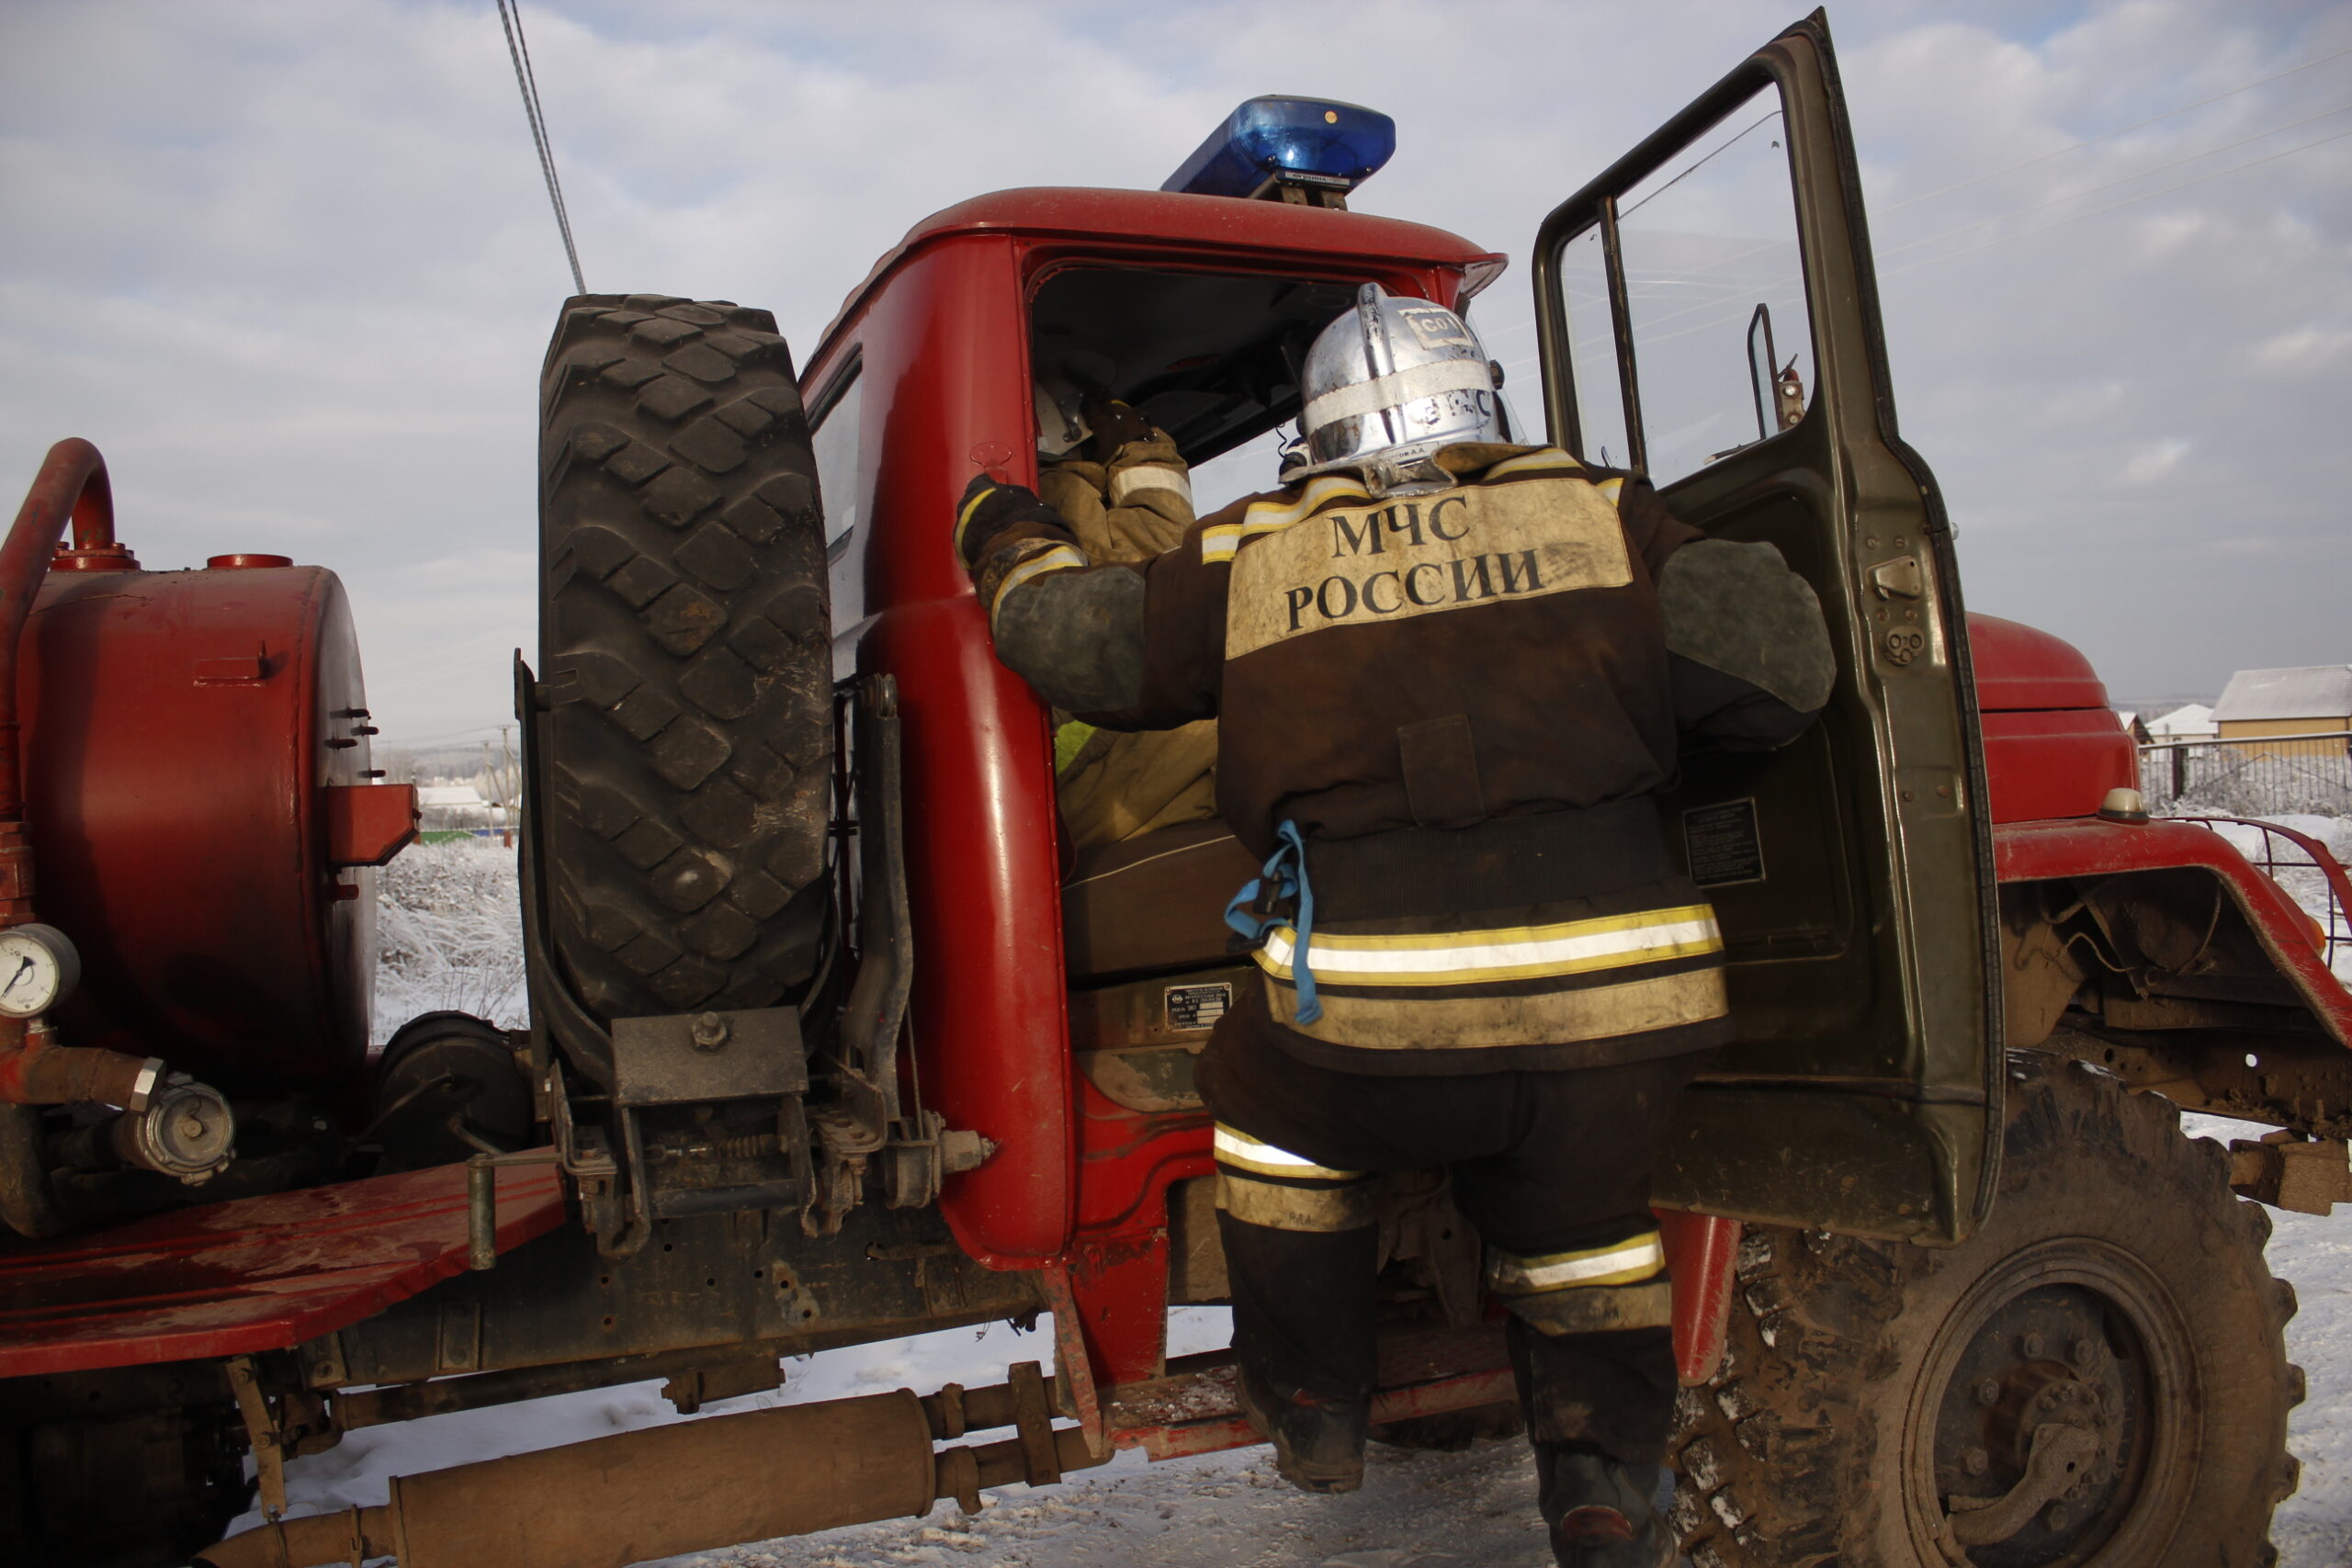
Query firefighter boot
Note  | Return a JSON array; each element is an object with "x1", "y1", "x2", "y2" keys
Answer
[
  {"x1": 1237, "y1": 1365, "x2": 1369, "y2": 1494},
  {"x1": 1540, "y1": 1447, "x2": 1678, "y2": 1568}
]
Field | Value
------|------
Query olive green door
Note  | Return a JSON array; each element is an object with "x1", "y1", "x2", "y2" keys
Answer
[{"x1": 1532, "y1": 11, "x2": 1999, "y2": 1244}]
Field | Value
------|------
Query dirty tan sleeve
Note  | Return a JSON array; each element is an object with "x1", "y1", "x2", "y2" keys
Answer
[
  {"x1": 1044, "y1": 431, "x2": 1196, "y2": 562},
  {"x1": 1069, "y1": 495, "x2": 1250, "y2": 730}
]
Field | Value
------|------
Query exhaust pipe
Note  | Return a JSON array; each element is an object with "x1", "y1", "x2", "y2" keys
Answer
[{"x1": 198, "y1": 1364, "x2": 1107, "y2": 1568}]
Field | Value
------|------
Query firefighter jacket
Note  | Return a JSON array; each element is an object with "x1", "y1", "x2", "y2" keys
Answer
[
  {"x1": 958, "y1": 441, "x2": 1835, "y2": 1074},
  {"x1": 1035, "y1": 424, "x2": 1220, "y2": 851}
]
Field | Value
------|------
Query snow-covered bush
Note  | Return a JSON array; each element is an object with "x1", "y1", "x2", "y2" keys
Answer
[{"x1": 373, "y1": 840, "x2": 527, "y2": 1043}]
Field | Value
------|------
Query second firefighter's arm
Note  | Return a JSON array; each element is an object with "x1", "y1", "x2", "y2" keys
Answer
[
  {"x1": 1618, "y1": 479, "x2": 1836, "y2": 751},
  {"x1": 954, "y1": 474, "x2": 1222, "y2": 728}
]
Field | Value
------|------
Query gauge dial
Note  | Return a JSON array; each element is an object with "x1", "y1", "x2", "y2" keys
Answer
[{"x1": 0, "y1": 924, "x2": 79, "y2": 1018}]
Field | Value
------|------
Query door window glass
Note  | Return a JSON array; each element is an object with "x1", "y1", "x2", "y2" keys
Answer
[
  {"x1": 810, "y1": 364, "x2": 864, "y2": 548},
  {"x1": 1553, "y1": 85, "x2": 1813, "y2": 485},
  {"x1": 810, "y1": 364, "x2": 865, "y2": 645},
  {"x1": 1555, "y1": 227, "x2": 1632, "y2": 470}
]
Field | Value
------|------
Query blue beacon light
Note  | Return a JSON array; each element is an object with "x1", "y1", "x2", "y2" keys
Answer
[{"x1": 1162, "y1": 97, "x2": 1396, "y2": 201}]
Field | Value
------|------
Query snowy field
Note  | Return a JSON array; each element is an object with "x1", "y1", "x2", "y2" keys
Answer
[{"x1": 213, "y1": 836, "x2": 2352, "y2": 1564}]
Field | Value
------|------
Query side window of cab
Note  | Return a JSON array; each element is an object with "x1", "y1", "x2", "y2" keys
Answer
[{"x1": 808, "y1": 357, "x2": 865, "y2": 680}]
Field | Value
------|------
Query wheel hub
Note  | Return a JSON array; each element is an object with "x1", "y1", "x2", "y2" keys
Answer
[{"x1": 1929, "y1": 1282, "x2": 2150, "y2": 1565}]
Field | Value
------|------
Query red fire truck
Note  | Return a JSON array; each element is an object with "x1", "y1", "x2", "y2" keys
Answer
[{"x1": 0, "y1": 14, "x2": 2333, "y2": 1567}]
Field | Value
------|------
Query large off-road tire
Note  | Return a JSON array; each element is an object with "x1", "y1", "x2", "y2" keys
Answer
[
  {"x1": 538, "y1": 294, "x2": 831, "y2": 1022},
  {"x1": 1671, "y1": 1055, "x2": 2301, "y2": 1568}
]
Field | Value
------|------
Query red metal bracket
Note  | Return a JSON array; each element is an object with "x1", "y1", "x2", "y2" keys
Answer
[
  {"x1": 326, "y1": 783, "x2": 421, "y2": 868},
  {"x1": 1040, "y1": 1260, "x2": 1108, "y2": 1458}
]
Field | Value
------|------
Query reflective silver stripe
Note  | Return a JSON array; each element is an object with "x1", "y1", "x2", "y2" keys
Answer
[
  {"x1": 1302, "y1": 359, "x2": 1496, "y2": 434},
  {"x1": 1212, "y1": 1122, "x2": 1362, "y2": 1181},
  {"x1": 989, "y1": 544, "x2": 1087, "y2": 617},
  {"x1": 1109, "y1": 464, "x2": 1193, "y2": 507},
  {"x1": 1488, "y1": 1233, "x2": 1666, "y2": 1292}
]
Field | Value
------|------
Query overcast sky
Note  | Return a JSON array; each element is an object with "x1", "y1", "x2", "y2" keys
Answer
[{"x1": 4, "y1": 0, "x2": 2349, "y2": 747}]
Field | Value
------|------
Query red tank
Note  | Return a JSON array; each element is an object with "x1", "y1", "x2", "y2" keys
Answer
[{"x1": 16, "y1": 555, "x2": 409, "y2": 1100}]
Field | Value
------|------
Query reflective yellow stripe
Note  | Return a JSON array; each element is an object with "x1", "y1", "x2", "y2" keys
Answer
[
  {"x1": 1252, "y1": 906, "x2": 1722, "y2": 987},
  {"x1": 1488, "y1": 1232, "x2": 1666, "y2": 1293},
  {"x1": 1504, "y1": 1278, "x2": 1673, "y2": 1335},
  {"x1": 1596, "y1": 476, "x2": 1623, "y2": 503},
  {"x1": 1483, "y1": 447, "x2": 1583, "y2": 479},
  {"x1": 1265, "y1": 964, "x2": 1728, "y2": 1051},
  {"x1": 1200, "y1": 475, "x2": 1371, "y2": 563},
  {"x1": 1211, "y1": 1122, "x2": 1363, "y2": 1181},
  {"x1": 989, "y1": 544, "x2": 1087, "y2": 617},
  {"x1": 1216, "y1": 1168, "x2": 1377, "y2": 1233},
  {"x1": 954, "y1": 485, "x2": 998, "y2": 558}
]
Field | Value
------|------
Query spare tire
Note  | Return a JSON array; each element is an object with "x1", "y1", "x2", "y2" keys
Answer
[{"x1": 537, "y1": 293, "x2": 831, "y2": 1023}]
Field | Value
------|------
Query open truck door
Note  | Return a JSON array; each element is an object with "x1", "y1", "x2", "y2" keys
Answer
[{"x1": 1533, "y1": 11, "x2": 1998, "y2": 1245}]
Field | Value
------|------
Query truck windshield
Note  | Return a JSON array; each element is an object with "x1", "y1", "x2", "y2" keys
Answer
[{"x1": 1027, "y1": 265, "x2": 1362, "y2": 478}]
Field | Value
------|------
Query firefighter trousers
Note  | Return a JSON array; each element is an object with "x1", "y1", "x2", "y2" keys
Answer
[{"x1": 1194, "y1": 984, "x2": 1708, "y2": 1469}]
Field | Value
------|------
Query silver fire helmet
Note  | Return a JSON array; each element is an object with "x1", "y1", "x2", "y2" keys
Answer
[
  {"x1": 1034, "y1": 377, "x2": 1090, "y2": 459},
  {"x1": 1294, "y1": 285, "x2": 1507, "y2": 484},
  {"x1": 1034, "y1": 349, "x2": 1118, "y2": 460}
]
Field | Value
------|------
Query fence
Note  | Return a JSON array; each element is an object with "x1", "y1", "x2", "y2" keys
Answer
[
  {"x1": 2139, "y1": 732, "x2": 2352, "y2": 818},
  {"x1": 2161, "y1": 814, "x2": 2352, "y2": 977},
  {"x1": 417, "y1": 828, "x2": 516, "y2": 848}
]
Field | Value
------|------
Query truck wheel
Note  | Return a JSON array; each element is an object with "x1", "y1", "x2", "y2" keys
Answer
[
  {"x1": 1671, "y1": 1055, "x2": 2301, "y2": 1567},
  {"x1": 538, "y1": 294, "x2": 831, "y2": 1023}
]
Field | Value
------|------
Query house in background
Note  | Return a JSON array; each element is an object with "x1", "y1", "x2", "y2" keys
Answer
[
  {"x1": 2212, "y1": 667, "x2": 2352, "y2": 761},
  {"x1": 2143, "y1": 702, "x2": 2217, "y2": 742},
  {"x1": 415, "y1": 782, "x2": 497, "y2": 832}
]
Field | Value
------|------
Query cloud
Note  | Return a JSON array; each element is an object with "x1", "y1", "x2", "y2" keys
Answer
[
  {"x1": 3, "y1": 0, "x2": 2350, "y2": 740},
  {"x1": 2120, "y1": 436, "x2": 2192, "y2": 484},
  {"x1": 2255, "y1": 321, "x2": 2352, "y2": 370}
]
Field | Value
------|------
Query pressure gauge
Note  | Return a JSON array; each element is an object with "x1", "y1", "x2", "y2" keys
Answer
[{"x1": 0, "y1": 924, "x2": 79, "y2": 1018}]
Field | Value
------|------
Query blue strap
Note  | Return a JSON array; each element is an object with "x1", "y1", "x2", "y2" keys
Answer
[{"x1": 1223, "y1": 819, "x2": 1321, "y2": 1024}]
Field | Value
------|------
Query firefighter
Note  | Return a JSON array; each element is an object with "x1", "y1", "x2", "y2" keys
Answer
[
  {"x1": 1029, "y1": 364, "x2": 1219, "y2": 850},
  {"x1": 956, "y1": 285, "x2": 1834, "y2": 1567}
]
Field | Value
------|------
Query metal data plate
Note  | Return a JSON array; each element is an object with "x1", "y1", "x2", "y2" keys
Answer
[{"x1": 609, "y1": 1007, "x2": 808, "y2": 1107}]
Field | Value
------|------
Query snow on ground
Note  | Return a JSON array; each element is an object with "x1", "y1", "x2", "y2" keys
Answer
[
  {"x1": 225, "y1": 1134, "x2": 2352, "y2": 1568},
  {"x1": 218, "y1": 835, "x2": 2352, "y2": 1564},
  {"x1": 229, "y1": 1305, "x2": 1580, "y2": 1568},
  {"x1": 2187, "y1": 1112, "x2": 2352, "y2": 1568}
]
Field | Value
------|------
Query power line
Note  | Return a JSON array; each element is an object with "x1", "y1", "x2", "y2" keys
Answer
[
  {"x1": 1882, "y1": 122, "x2": 2352, "y2": 278},
  {"x1": 1621, "y1": 107, "x2": 1783, "y2": 221},
  {"x1": 1475, "y1": 47, "x2": 2352, "y2": 345},
  {"x1": 1605, "y1": 120, "x2": 2352, "y2": 359},
  {"x1": 1880, "y1": 41, "x2": 2352, "y2": 217},
  {"x1": 496, "y1": 0, "x2": 585, "y2": 296},
  {"x1": 1877, "y1": 98, "x2": 2352, "y2": 262},
  {"x1": 1484, "y1": 95, "x2": 2352, "y2": 357}
]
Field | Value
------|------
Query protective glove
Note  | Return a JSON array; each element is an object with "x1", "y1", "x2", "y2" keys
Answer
[
  {"x1": 954, "y1": 472, "x2": 1064, "y2": 569},
  {"x1": 1080, "y1": 395, "x2": 1156, "y2": 465}
]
